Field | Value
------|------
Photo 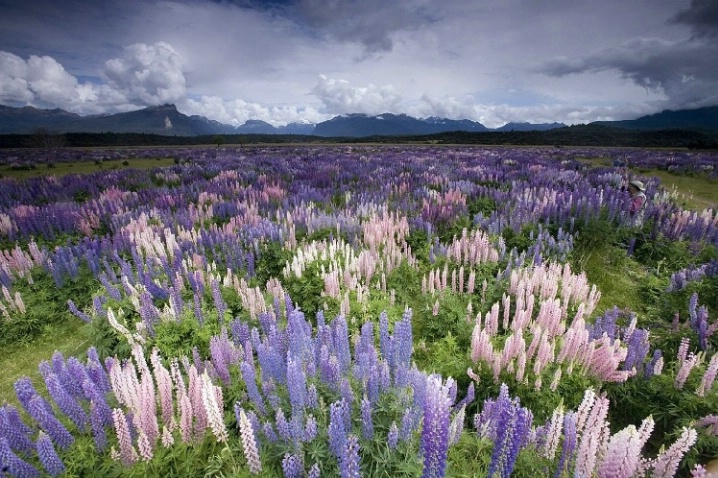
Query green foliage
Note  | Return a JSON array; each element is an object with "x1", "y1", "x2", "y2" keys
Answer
[
  {"x1": 0, "y1": 266, "x2": 96, "y2": 347},
  {"x1": 148, "y1": 316, "x2": 214, "y2": 359},
  {"x1": 253, "y1": 240, "x2": 291, "y2": 286}
]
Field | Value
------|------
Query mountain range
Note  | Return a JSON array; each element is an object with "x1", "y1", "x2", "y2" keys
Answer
[{"x1": 1, "y1": 103, "x2": 717, "y2": 138}]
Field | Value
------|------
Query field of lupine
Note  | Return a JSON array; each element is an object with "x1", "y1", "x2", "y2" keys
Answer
[{"x1": 0, "y1": 144, "x2": 717, "y2": 477}]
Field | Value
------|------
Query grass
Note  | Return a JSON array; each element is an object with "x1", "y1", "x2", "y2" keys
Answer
[
  {"x1": 0, "y1": 319, "x2": 90, "y2": 408},
  {"x1": 645, "y1": 169, "x2": 718, "y2": 211},
  {"x1": 576, "y1": 156, "x2": 718, "y2": 211},
  {"x1": 0, "y1": 157, "x2": 176, "y2": 181},
  {"x1": 574, "y1": 243, "x2": 648, "y2": 315}
]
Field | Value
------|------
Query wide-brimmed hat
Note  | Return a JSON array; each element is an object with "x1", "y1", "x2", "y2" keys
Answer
[{"x1": 628, "y1": 180, "x2": 645, "y2": 192}]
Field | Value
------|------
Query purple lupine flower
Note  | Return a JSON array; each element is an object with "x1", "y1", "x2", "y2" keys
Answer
[
  {"x1": 361, "y1": 397, "x2": 373, "y2": 440},
  {"x1": 263, "y1": 421, "x2": 278, "y2": 443},
  {"x1": 379, "y1": 311, "x2": 392, "y2": 363},
  {"x1": 287, "y1": 356, "x2": 306, "y2": 416},
  {"x1": 193, "y1": 293, "x2": 204, "y2": 326},
  {"x1": 388, "y1": 422, "x2": 399, "y2": 450},
  {"x1": 623, "y1": 328, "x2": 650, "y2": 373},
  {"x1": 85, "y1": 358, "x2": 112, "y2": 394},
  {"x1": 0, "y1": 405, "x2": 35, "y2": 454},
  {"x1": 308, "y1": 462, "x2": 321, "y2": 478},
  {"x1": 328, "y1": 400, "x2": 348, "y2": 458},
  {"x1": 27, "y1": 396, "x2": 74, "y2": 450},
  {"x1": 644, "y1": 349, "x2": 663, "y2": 380},
  {"x1": 65, "y1": 357, "x2": 89, "y2": 399},
  {"x1": 36, "y1": 431, "x2": 66, "y2": 477},
  {"x1": 339, "y1": 434, "x2": 361, "y2": 478},
  {"x1": 275, "y1": 408, "x2": 292, "y2": 442},
  {"x1": 211, "y1": 279, "x2": 227, "y2": 325},
  {"x1": 240, "y1": 361, "x2": 266, "y2": 415},
  {"x1": 454, "y1": 382, "x2": 475, "y2": 411},
  {"x1": 44, "y1": 372, "x2": 88, "y2": 432},
  {"x1": 14, "y1": 376, "x2": 42, "y2": 414},
  {"x1": 89, "y1": 400, "x2": 108, "y2": 452},
  {"x1": 230, "y1": 319, "x2": 251, "y2": 347},
  {"x1": 304, "y1": 414, "x2": 318, "y2": 442},
  {"x1": 333, "y1": 315, "x2": 352, "y2": 374},
  {"x1": 282, "y1": 453, "x2": 303, "y2": 478},
  {"x1": 486, "y1": 384, "x2": 533, "y2": 478},
  {"x1": 421, "y1": 376, "x2": 454, "y2": 478},
  {"x1": 306, "y1": 383, "x2": 319, "y2": 409},
  {"x1": 554, "y1": 412, "x2": 577, "y2": 478},
  {"x1": 340, "y1": 378, "x2": 354, "y2": 408},
  {"x1": 0, "y1": 436, "x2": 40, "y2": 478},
  {"x1": 392, "y1": 310, "x2": 414, "y2": 387},
  {"x1": 67, "y1": 299, "x2": 91, "y2": 323}
]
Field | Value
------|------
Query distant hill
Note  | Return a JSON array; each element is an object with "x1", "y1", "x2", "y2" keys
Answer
[
  {"x1": 312, "y1": 113, "x2": 490, "y2": 137},
  {"x1": 0, "y1": 105, "x2": 81, "y2": 134},
  {"x1": 495, "y1": 122, "x2": 566, "y2": 132},
  {"x1": 2, "y1": 103, "x2": 717, "y2": 138},
  {"x1": 0, "y1": 104, "x2": 239, "y2": 136},
  {"x1": 592, "y1": 106, "x2": 718, "y2": 132}
]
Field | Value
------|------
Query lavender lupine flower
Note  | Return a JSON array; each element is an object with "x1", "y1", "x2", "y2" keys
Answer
[
  {"x1": 652, "y1": 427, "x2": 698, "y2": 478},
  {"x1": 340, "y1": 434, "x2": 361, "y2": 478},
  {"x1": 0, "y1": 436, "x2": 40, "y2": 478},
  {"x1": 238, "y1": 408, "x2": 262, "y2": 475},
  {"x1": 36, "y1": 431, "x2": 65, "y2": 477},
  {"x1": 27, "y1": 396, "x2": 74, "y2": 450},
  {"x1": 421, "y1": 375, "x2": 454, "y2": 478},
  {"x1": 282, "y1": 453, "x2": 303, "y2": 478},
  {"x1": 0, "y1": 405, "x2": 35, "y2": 454}
]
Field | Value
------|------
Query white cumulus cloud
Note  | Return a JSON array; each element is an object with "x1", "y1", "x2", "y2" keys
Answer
[
  {"x1": 311, "y1": 74, "x2": 403, "y2": 115},
  {"x1": 103, "y1": 42, "x2": 186, "y2": 106}
]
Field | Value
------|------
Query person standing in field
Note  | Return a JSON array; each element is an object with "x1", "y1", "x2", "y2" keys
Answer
[{"x1": 627, "y1": 180, "x2": 647, "y2": 226}]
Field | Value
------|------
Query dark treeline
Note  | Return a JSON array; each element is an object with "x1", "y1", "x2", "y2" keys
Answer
[{"x1": 0, "y1": 124, "x2": 717, "y2": 149}]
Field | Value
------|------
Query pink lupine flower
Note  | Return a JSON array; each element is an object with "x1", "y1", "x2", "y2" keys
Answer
[
  {"x1": 575, "y1": 395, "x2": 609, "y2": 478},
  {"x1": 696, "y1": 353, "x2": 718, "y2": 397},
  {"x1": 597, "y1": 424, "x2": 644, "y2": 478},
  {"x1": 238, "y1": 408, "x2": 262, "y2": 474},
  {"x1": 112, "y1": 408, "x2": 138, "y2": 466},
  {"x1": 652, "y1": 427, "x2": 698, "y2": 478},
  {"x1": 201, "y1": 372, "x2": 227, "y2": 443},
  {"x1": 675, "y1": 352, "x2": 701, "y2": 390}
]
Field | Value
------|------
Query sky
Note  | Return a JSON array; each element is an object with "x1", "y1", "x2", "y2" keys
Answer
[{"x1": 1, "y1": 0, "x2": 717, "y2": 128}]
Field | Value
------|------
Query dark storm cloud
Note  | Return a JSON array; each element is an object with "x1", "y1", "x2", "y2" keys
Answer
[
  {"x1": 670, "y1": 0, "x2": 718, "y2": 38},
  {"x1": 294, "y1": 0, "x2": 440, "y2": 54},
  {"x1": 539, "y1": 33, "x2": 718, "y2": 109}
]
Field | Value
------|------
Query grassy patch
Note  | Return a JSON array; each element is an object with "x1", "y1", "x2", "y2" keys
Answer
[
  {"x1": 573, "y1": 243, "x2": 648, "y2": 315},
  {"x1": 646, "y1": 169, "x2": 718, "y2": 211},
  {"x1": 0, "y1": 319, "x2": 89, "y2": 407},
  {"x1": 0, "y1": 157, "x2": 176, "y2": 180}
]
